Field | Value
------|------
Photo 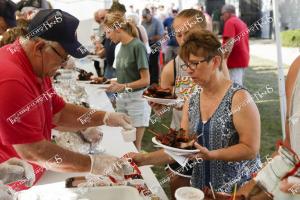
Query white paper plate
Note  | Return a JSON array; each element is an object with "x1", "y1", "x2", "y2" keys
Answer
[
  {"x1": 86, "y1": 55, "x2": 102, "y2": 62},
  {"x1": 76, "y1": 80, "x2": 91, "y2": 83},
  {"x1": 89, "y1": 83, "x2": 111, "y2": 89},
  {"x1": 143, "y1": 95, "x2": 183, "y2": 106},
  {"x1": 152, "y1": 137, "x2": 199, "y2": 154}
]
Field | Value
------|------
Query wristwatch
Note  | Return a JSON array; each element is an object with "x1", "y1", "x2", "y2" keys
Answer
[{"x1": 124, "y1": 83, "x2": 133, "y2": 93}]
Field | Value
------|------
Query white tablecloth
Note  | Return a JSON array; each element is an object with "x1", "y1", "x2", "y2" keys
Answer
[{"x1": 29, "y1": 83, "x2": 168, "y2": 200}]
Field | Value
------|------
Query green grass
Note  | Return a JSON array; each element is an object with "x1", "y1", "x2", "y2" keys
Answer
[
  {"x1": 142, "y1": 55, "x2": 283, "y2": 199},
  {"x1": 281, "y1": 29, "x2": 300, "y2": 47}
]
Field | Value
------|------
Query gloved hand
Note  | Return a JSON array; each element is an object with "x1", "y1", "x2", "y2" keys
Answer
[
  {"x1": 0, "y1": 158, "x2": 35, "y2": 187},
  {"x1": 81, "y1": 127, "x2": 103, "y2": 144},
  {"x1": 103, "y1": 112, "x2": 133, "y2": 130},
  {"x1": 89, "y1": 154, "x2": 125, "y2": 177},
  {"x1": 0, "y1": 181, "x2": 14, "y2": 200}
]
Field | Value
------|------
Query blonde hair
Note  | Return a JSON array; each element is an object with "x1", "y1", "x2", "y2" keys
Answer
[
  {"x1": 104, "y1": 13, "x2": 138, "y2": 38},
  {"x1": 175, "y1": 8, "x2": 207, "y2": 30},
  {"x1": 0, "y1": 27, "x2": 28, "y2": 47}
]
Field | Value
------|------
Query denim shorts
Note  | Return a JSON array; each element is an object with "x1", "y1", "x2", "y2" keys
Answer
[{"x1": 116, "y1": 90, "x2": 151, "y2": 127}]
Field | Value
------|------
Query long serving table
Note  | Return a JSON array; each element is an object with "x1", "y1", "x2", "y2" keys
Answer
[{"x1": 28, "y1": 58, "x2": 169, "y2": 200}]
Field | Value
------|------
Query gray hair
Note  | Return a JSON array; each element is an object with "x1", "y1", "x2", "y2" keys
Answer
[
  {"x1": 222, "y1": 4, "x2": 236, "y2": 14},
  {"x1": 126, "y1": 13, "x2": 139, "y2": 25}
]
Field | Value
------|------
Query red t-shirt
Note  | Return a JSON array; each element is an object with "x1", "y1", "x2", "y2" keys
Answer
[
  {"x1": 0, "y1": 40, "x2": 65, "y2": 190},
  {"x1": 222, "y1": 16, "x2": 249, "y2": 69}
]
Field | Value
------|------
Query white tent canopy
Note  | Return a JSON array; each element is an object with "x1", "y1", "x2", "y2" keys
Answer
[{"x1": 46, "y1": 0, "x2": 112, "y2": 46}]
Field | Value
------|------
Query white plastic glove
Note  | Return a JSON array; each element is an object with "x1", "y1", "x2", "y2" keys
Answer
[
  {"x1": 254, "y1": 146, "x2": 298, "y2": 193},
  {"x1": 103, "y1": 112, "x2": 133, "y2": 130},
  {"x1": 0, "y1": 181, "x2": 14, "y2": 200},
  {"x1": 89, "y1": 154, "x2": 125, "y2": 177},
  {"x1": 81, "y1": 127, "x2": 103, "y2": 144},
  {"x1": 0, "y1": 158, "x2": 35, "y2": 186}
]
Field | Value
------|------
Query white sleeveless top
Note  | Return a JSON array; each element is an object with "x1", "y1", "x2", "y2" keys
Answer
[{"x1": 289, "y1": 69, "x2": 300, "y2": 156}]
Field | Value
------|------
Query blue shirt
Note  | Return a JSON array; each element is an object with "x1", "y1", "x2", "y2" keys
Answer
[
  {"x1": 142, "y1": 17, "x2": 164, "y2": 45},
  {"x1": 163, "y1": 17, "x2": 178, "y2": 47},
  {"x1": 102, "y1": 37, "x2": 116, "y2": 67}
]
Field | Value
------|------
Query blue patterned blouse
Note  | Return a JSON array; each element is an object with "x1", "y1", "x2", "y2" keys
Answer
[{"x1": 189, "y1": 83, "x2": 262, "y2": 193}]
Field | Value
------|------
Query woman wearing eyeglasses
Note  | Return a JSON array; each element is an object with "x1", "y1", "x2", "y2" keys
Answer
[
  {"x1": 147, "y1": 9, "x2": 230, "y2": 197},
  {"x1": 130, "y1": 29, "x2": 261, "y2": 198}
]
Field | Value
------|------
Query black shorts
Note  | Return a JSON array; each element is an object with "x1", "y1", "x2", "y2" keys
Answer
[{"x1": 166, "y1": 161, "x2": 194, "y2": 178}]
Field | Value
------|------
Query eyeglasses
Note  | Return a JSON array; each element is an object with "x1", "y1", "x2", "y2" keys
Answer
[
  {"x1": 180, "y1": 56, "x2": 213, "y2": 71},
  {"x1": 48, "y1": 44, "x2": 70, "y2": 65},
  {"x1": 174, "y1": 30, "x2": 187, "y2": 38}
]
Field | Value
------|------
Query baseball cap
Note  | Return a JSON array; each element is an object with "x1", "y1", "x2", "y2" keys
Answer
[
  {"x1": 28, "y1": 9, "x2": 88, "y2": 58},
  {"x1": 0, "y1": 0, "x2": 17, "y2": 27},
  {"x1": 142, "y1": 8, "x2": 151, "y2": 17}
]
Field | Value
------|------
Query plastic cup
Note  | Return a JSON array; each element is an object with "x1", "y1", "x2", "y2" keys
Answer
[
  {"x1": 175, "y1": 187, "x2": 204, "y2": 200},
  {"x1": 121, "y1": 128, "x2": 136, "y2": 142}
]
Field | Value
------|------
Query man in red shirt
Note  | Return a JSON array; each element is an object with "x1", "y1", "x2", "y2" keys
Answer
[
  {"x1": 221, "y1": 4, "x2": 249, "y2": 86},
  {"x1": 0, "y1": 9, "x2": 133, "y2": 191}
]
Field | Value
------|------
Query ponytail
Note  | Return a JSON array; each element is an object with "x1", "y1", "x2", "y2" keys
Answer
[
  {"x1": 104, "y1": 13, "x2": 138, "y2": 38},
  {"x1": 124, "y1": 21, "x2": 138, "y2": 38}
]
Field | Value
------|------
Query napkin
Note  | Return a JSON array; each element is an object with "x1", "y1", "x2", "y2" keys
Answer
[{"x1": 164, "y1": 149, "x2": 189, "y2": 167}]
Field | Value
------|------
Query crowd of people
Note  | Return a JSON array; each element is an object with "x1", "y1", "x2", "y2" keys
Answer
[{"x1": 0, "y1": 0, "x2": 300, "y2": 200}]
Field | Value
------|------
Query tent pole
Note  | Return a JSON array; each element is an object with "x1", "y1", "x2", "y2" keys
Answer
[{"x1": 272, "y1": 0, "x2": 287, "y2": 139}]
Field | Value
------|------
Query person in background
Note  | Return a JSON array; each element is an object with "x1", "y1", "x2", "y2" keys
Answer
[
  {"x1": 163, "y1": 9, "x2": 179, "y2": 63},
  {"x1": 15, "y1": 0, "x2": 51, "y2": 21},
  {"x1": 128, "y1": 5, "x2": 135, "y2": 14},
  {"x1": 0, "y1": 6, "x2": 28, "y2": 48},
  {"x1": 212, "y1": 9, "x2": 221, "y2": 34},
  {"x1": 0, "y1": 26, "x2": 27, "y2": 47},
  {"x1": 157, "y1": 5, "x2": 167, "y2": 22},
  {"x1": 142, "y1": 8, "x2": 164, "y2": 84},
  {"x1": 0, "y1": 0, "x2": 17, "y2": 35},
  {"x1": 93, "y1": 9, "x2": 107, "y2": 44},
  {"x1": 92, "y1": 9, "x2": 108, "y2": 77},
  {"x1": 126, "y1": 13, "x2": 151, "y2": 54},
  {"x1": 93, "y1": 9, "x2": 117, "y2": 79},
  {"x1": 0, "y1": 158, "x2": 35, "y2": 200},
  {"x1": 194, "y1": 3, "x2": 212, "y2": 32},
  {"x1": 16, "y1": 6, "x2": 40, "y2": 21},
  {"x1": 108, "y1": 1, "x2": 126, "y2": 15},
  {"x1": 221, "y1": 4, "x2": 249, "y2": 86},
  {"x1": 150, "y1": 8, "x2": 229, "y2": 198},
  {"x1": 92, "y1": 9, "x2": 107, "y2": 43},
  {"x1": 16, "y1": 0, "x2": 51, "y2": 10},
  {"x1": 104, "y1": 13, "x2": 151, "y2": 151},
  {"x1": 0, "y1": 9, "x2": 133, "y2": 191}
]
